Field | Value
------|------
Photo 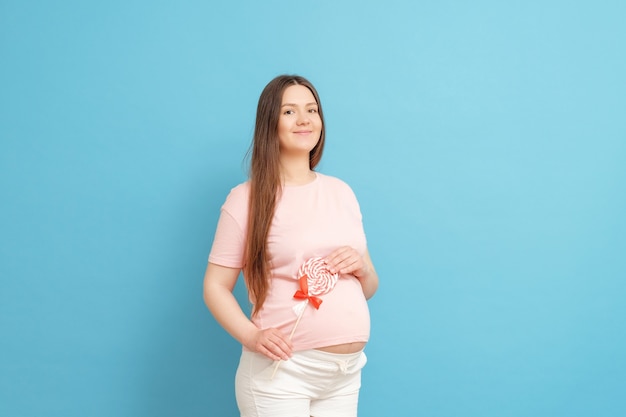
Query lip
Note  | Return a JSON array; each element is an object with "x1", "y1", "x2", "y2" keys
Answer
[{"x1": 294, "y1": 130, "x2": 313, "y2": 134}]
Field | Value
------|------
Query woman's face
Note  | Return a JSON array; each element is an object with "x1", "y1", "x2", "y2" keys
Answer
[{"x1": 277, "y1": 85, "x2": 322, "y2": 157}]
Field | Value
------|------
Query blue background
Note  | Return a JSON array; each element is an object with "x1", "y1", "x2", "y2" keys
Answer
[{"x1": 1, "y1": 1, "x2": 625, "y2": 416}]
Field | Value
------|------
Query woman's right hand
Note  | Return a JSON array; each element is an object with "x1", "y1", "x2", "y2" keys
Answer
[
  {"x1": 203, "y1": 263, "x2": 294, "y2": 361},
  {"x1": 245, "y1": 328, "x2": 293, "y2": 361}
]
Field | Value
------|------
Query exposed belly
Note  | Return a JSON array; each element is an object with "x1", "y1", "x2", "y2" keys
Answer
[{"x1": 316, "y1": 341, "x2": 367, "y2": 354}]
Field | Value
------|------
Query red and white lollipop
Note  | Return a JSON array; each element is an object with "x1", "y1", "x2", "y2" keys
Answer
[
  {"x1": 292, "y1": 257, "x2": 338, "y2": 313},
  {"x1": 271, "y1": 257, "x2": 338, "y2": 379}
]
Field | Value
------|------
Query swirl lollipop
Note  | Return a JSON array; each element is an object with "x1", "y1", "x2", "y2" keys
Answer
[
  {"x1": 293, "y1": 256, "x2": 338, "y2": 311},
  {"x1": 270, "y1": 257, "x2": 338, "y2": 379}
]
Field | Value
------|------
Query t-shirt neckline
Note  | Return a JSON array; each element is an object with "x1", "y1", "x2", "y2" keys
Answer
[{"x1": 284, "y1": 172, "x2": 320, "y2": 188}]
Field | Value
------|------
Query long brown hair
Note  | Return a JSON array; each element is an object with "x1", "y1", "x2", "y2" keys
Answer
[{"x1": 244, "y1": 75, "x2": 326, "y2": 315}]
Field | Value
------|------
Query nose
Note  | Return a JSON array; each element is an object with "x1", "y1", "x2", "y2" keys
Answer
[{"x1": 296, "y1": 112, "x2": 311, "y2": 125}]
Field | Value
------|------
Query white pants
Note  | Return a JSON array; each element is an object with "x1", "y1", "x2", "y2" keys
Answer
[{"x1": 235, "y1": 349, "x2": 367, "y2": 417}]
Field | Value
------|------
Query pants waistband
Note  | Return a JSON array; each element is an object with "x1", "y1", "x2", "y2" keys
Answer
[{"x1": 292, "y1": 349, "x2": 365, "y2": 375}]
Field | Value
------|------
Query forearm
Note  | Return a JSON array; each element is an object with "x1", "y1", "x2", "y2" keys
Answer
[
  {"x1": 204, "y1": 282, "x2": 258, "y2": 345},
  {"x1": 355, "y1": 250, "x2": 379, "y2": 299},
  {"x1": 356, "y1": 265, "x2": 379, "y2": 299},
  {"x1": 203, "y1": 263, "x2": 293, "y2": 360}
]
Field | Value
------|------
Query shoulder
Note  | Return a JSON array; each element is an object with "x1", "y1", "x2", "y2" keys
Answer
[
  {"x1": 221, "y1": 181, "x2": 250, "y2": 215},
  {"x1": 316, "y1": 172, "x2": 363, "y2": 219},
  {"x1": 226, "y1": 181, "x2": 250, "y2": 200},
  {"x1": 316, "y1": 172, "x2": 357, "y2": 197}
]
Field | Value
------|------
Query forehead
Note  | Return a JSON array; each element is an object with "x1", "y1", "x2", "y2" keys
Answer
[{"x1": 281, "y1": 85, "x2": 316, "y2": 104}]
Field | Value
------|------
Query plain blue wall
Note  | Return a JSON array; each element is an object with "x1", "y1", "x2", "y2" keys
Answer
[{"x1": 1, "y1": 1, "x2": 625, "y2": 416}]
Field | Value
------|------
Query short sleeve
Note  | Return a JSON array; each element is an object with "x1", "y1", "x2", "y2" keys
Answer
[{"x1": 208, "y1": 209, "x2": 245, "y2": 268}]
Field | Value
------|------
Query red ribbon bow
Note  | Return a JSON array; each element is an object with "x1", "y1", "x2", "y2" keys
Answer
[{"x1": 293, "y1": 275, "x2": 323, "y2": 309}]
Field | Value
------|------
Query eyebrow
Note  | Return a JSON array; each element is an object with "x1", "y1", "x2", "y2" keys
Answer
[{"x1": 280, "y1": 102, "x2": 318, "y2": 108}]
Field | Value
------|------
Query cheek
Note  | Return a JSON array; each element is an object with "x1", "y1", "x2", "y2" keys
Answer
[
  {"x1": 276, "y1": 121, "x2": 288, "y2": 138},
  {"x1": 278, "y1": 117, "x2": 292, "y2": 132}
]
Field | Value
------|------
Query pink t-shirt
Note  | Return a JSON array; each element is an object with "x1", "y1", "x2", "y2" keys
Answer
[{"x1": 208, "y1": 173, "x2": 370, "y2": 351}]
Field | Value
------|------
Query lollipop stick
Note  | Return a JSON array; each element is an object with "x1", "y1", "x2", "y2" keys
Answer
[
  {"x1": 270, "y1": 300, "x2": 308, "y2": 380},
  {"x1": 288, "y1": 302, "x2": 306, "y2": 340}
]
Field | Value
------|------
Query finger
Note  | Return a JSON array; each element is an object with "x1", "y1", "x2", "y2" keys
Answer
[
  {"x1": 263, "y1": 345, "x2": 289, "y2": 361},
  {"x1": 337, "y1": 258, "x2": 362, "y2": 274},
  {"x1": 263, "y1": 330, "x2": 292, "y2": 359},
  {"x1": 267, "y1": 334, "x2": 292, "y2": 356},
  {"x1": 325, "y1": 247, "x2": 354, "y2": 272},
  {"x1": 329, "y1": 251, "x2": 362, "y2": 274},
  {"x1": 266, "y1": 328, "x2": 293, "y2": 348},
  {"x1": 258, "y1": 344, "x2": 284, "y2": 361},
  {"x1": 325, "y1": 246, "x2": 352, "y2": 264}
]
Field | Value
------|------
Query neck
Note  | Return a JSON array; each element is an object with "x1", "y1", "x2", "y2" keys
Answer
[{"x1": 279, "y1": 156, "x2": 315, "y2": 185}]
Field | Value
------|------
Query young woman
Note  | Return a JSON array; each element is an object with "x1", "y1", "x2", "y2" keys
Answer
[{"x1": 203, "y1": 74, "x2": 379, "y2": 417}]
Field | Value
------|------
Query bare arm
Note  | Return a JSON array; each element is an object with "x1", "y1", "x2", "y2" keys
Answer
[
  {"x1": 203, "y1": 262, "x2": 292, "y2": 360},
  {"x1": 324, "y1": 247, "x2": 379, "y2": 299}
]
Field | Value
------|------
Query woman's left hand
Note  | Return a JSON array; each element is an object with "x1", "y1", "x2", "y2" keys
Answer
[
  {"x1": 325, "y1": 247, "x2": 379, "y2": 299},
  {"x1": 324, "y1": 246, "x2": 369, "y2": 279}
]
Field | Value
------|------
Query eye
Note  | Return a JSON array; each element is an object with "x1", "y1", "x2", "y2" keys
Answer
[
  {"x1": 308, "y1": 108, "x2": 318, "y2": 113},
  {"x1": 283, "y1": 109, "x2": 295, "y2": 115}
]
